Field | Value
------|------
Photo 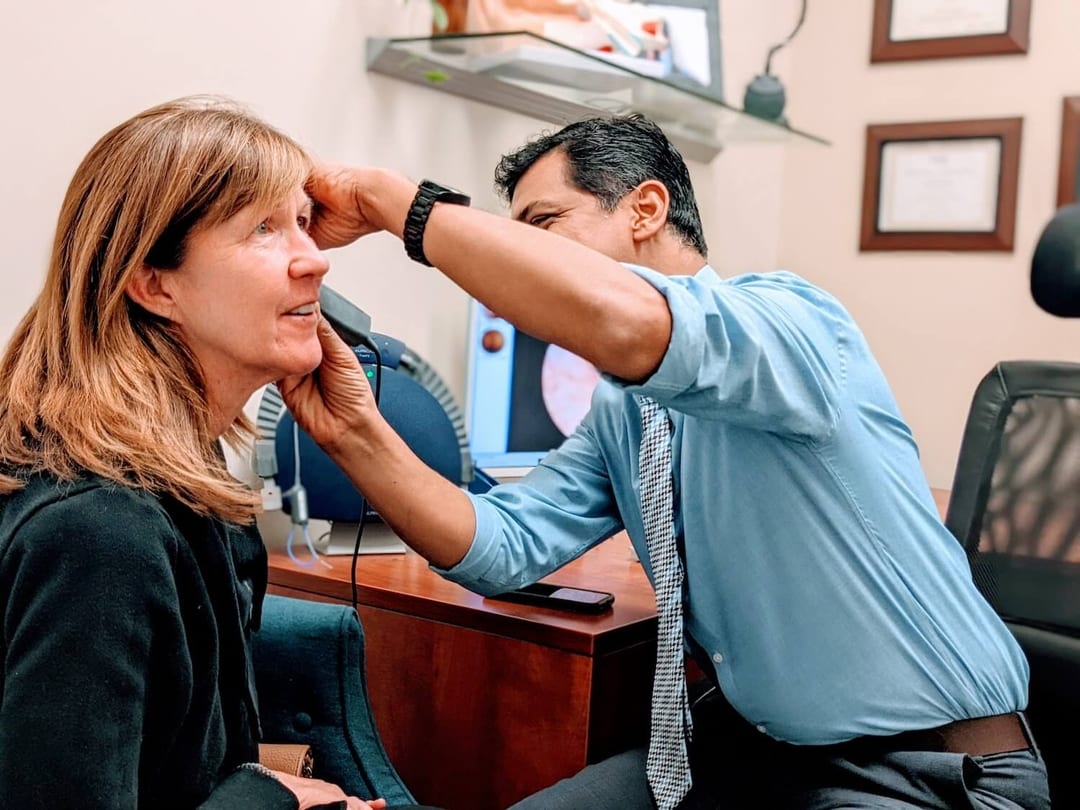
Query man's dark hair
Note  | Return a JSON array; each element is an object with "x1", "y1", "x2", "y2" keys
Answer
[{"x1": 494, "y1": 114, "x2": 707, "y2": 257}]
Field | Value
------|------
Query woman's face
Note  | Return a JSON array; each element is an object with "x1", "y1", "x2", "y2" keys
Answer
[{"x1": 161, "y1": 187, "x2": 330, "y2": 400}]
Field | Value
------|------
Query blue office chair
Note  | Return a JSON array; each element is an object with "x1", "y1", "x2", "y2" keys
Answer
[{"x1": 252, "y1": 595, "x2": 416, "y2": 805}]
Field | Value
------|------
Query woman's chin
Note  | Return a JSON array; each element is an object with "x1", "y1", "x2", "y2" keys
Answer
[
  {"x1": 293, "y1": 347, "x2": 325, "y2": 377},
  {"x1": 256, "y1": 340, "x2": 325, "y2": 385}
]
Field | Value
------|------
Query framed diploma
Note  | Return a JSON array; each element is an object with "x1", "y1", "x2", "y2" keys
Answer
[
  {"x1": 1056, "y1": 97, "x2": 1080, "y2": 207},
  {"x1": 860, "y1": 118, "x2": 1023, "y2": 252},
  {"x1": 870, "y1": 0, "x2": 1031, "y2": 63}
]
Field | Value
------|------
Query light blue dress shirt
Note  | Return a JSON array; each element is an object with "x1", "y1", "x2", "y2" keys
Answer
[{"x1": 441, "y1": 266, "x2": 1028, "y2": 745}]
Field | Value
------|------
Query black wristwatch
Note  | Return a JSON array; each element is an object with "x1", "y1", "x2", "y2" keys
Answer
[{"x1": 403, "y1": 179, "x2": 471, "y2": 266}]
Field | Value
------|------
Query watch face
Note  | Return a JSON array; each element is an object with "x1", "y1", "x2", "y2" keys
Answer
[{"x1": 423, "y1": 179, "x2": 470, "y2": 205}]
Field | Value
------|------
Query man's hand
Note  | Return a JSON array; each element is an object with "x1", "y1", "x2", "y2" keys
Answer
[
  {"x1": 305, "y1": 165, "x2": 415, "y2": 250},
  {"x1": 277, "y1": 317, "x2": 380, "y2": 454},
  {"x1": 274, "y1": 771, "x2": 387, "y2": 810}
]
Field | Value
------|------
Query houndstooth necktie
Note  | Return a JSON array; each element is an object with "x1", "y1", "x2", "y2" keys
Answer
[{"x1": 637, "y1": 395, "x2": 692, "y2": 810}]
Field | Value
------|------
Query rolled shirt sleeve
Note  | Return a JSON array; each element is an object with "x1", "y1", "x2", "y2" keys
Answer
[
  {"x1": 613, "y1": 265, "x2": 845, "y2": 441},
  {"x1": 436, "y1": 411, "x2": 623, "y2": 594}
]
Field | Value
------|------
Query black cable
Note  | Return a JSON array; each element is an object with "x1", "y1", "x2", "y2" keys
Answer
[
  {"x1": 350, "y1": 336, "x2": 383, "y2": 614},
  {"x1": 764, "y1": 0, "x2": 808, "y2": 75}
]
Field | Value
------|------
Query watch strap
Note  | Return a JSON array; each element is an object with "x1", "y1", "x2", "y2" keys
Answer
[{"x1": 403, "y1": 180, "x2": 471, "y2": 266}]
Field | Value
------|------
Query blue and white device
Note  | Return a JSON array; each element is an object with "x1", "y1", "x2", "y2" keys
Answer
[{"x1": 464, "y1": 300, "x2": 601, "y2": 481}]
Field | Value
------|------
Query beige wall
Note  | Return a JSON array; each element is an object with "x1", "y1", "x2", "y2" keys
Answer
[
  {"x1": 778, "y1": 0, "x2": 1080, "y2": 486},
  {"x1": 3, "y1": 0, "x2": 1072, "y2": 516},
  {"x1": 0, "y1": 0, "x2": 791, "y2": 534}
]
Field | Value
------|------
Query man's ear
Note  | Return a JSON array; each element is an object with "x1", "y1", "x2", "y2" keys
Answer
[
  {"x1": 126, "y1": 265, "x2": 178, "y2": 321},
  {"x1": 629, "y1": 180, "x2": 671, "y2": 243}
]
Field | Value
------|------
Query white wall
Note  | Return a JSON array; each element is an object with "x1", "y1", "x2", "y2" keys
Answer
[
  {"x1": 778, "y1": 0, "x2": 1080, "y2": 487},
  {"x1": 0, "y1": 0, "x2": 792, "y2": 383},
  {"x1": 1, "y1": 0, "x2": 795, "y2": 542},
  {"x1": 8, "y1": 1, "x2": 1071, "y2": 500}
]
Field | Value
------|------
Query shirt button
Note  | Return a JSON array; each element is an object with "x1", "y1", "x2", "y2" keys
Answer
[
  {"x1": 756, "y1": 724, "x2": 767, "y2": 734},
  {"x1": 712, "y1": 651, "x2": 724, "y2": 664}
]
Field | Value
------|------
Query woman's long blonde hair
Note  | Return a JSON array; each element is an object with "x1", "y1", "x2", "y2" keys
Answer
[{"x1": 0, "y1": 96, "x2": 313, "y2": 522}]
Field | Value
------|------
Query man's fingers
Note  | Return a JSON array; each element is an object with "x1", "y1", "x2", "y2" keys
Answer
[{"x1": 276, "y1": 374, "x2": 304, "y2": 399}]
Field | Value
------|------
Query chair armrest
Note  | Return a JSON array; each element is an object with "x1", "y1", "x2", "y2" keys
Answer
[{"x1": 252, "y1": 594, "x2": 415, "y2": 805}]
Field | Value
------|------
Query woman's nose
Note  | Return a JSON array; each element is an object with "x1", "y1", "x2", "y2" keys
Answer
[{"x1": 291, "y1": 232, "x2": 330, "y2": 278}]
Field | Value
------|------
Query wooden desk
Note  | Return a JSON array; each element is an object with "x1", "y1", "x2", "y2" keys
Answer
[
  {"x1": 268, "y1": 532, "x2": 657, "y2": 810},
  {"x1": 268, "y1": 488, "x2": 952, "y2": 809}
]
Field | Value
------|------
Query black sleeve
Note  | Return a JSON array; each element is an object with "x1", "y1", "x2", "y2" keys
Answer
[
  {"x1": 196, "y1": 768, "x2": 298, "y2": 809},
  {"x1": 0, "y1": 486, "x2": 294, "y2": 810}
]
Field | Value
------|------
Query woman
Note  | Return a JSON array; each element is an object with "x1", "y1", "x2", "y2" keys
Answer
[{"x1": 0, "y1": 97, "x2": 401, "y2": 810}]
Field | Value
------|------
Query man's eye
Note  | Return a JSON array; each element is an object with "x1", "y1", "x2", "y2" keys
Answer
[
  {"x1": 253, "y1": 221, "x2": 270, "y2": 235},
  {"x1": 297, "y1": 214, "x2": 311, "y2": 232},
  {"x1": 530, "y1": 214, "x2": 552, "y2": 227}
]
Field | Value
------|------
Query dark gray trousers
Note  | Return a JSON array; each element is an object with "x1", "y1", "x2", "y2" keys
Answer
[{"x1": 508, "y1": 691, "x2": 1050, "y2": 810}]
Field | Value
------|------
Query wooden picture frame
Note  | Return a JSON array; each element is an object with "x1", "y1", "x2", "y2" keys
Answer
[
  {"x1": 860, "y1": 117, "x2": 1023, "y2": 252},
  {"x1": 870, "y1": 0, "x2": 1031, "y2": 63},
  {"x1": 1056, "y1": 97, "x2": 1080, "y2": 207}
]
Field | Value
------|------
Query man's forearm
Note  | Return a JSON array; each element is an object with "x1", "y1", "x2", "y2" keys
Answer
[{"x1": 325, "y1": 417, "x2": 476, "y2": 569}]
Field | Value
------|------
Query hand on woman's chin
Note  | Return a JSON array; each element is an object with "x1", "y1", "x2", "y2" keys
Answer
[{"x1": 278, "y1": 343, "x2": 326, "y2": 381}]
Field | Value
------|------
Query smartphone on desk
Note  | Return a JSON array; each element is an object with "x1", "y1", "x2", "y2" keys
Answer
[{"x1": 489, "y1": 583, "x2": 615, "y2": 614}]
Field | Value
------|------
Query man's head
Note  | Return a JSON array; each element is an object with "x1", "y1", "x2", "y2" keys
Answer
[{"x1": 494, "y1": 114, "x2": 707, "y2": 263}]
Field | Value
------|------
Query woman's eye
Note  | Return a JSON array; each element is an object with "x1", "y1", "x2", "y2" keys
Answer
[
  {"x1": 253, "y1": 221, "x2": 270, "y2": 235},
  {"x1": 297, "y1": 214, "x2": 311, "y2": 232}
]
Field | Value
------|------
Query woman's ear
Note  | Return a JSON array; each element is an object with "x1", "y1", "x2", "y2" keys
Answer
[
  {"x1": 629, "y1": 180, "x2": 671, "y2": 243},
  {"x1": 126, "y1": 265, "x2": 178, "y2": 321}
]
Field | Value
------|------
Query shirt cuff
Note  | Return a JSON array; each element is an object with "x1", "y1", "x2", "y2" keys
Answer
[
  {"x1": 429, "y1": 494, "x2": 502, "y2": 592},
  {"x1": 605, "y1": 263, "x2": 706, "y2": 397}
]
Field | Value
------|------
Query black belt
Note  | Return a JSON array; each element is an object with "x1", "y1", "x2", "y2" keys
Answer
[{"x1": 838, "y1": 712, "x2": 1033, "y2": 758}]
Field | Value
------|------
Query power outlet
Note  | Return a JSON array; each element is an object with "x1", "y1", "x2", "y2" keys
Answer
[{"x1": 260, "y1": 479, "x2": 283, "y2": 512}]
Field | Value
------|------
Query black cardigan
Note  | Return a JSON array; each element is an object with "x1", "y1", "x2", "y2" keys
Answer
[{"x1": 0, "y1": 473, "x2": 297, "y2": 809}]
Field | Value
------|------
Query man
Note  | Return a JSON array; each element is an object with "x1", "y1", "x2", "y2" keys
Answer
[{"x1": 283, "y1": 116, "x2": 1050, "y2": 808}]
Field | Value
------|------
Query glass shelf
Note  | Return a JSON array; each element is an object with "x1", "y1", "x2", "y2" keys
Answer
[{"x1": 366, "y1": 31, "x2": 829, "y2": 163}]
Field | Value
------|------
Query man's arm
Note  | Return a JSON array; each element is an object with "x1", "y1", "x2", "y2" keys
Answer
[
  {"x1": 279, "y1": 320, "x2": 625, "y2": 575},
  {"x1": 279, "y1": 319, "x2": 477, "y2": 569},
  {"x1": 288, "y1": 166, "x2": 663, "y2": 566},
  {"x1": 306, "y1": 167, "x2": 672, "y2": 383}
]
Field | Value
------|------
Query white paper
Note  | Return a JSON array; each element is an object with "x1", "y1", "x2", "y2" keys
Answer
[
  {"x1": 878, "y1": 138, "x2": 1001, "y2": 233},
  {"x1": 890, "y1": 0, "x2": 1009, "y2": 41}
]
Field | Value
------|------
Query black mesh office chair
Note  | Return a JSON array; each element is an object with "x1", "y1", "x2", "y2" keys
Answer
[
  {"x1": 941, "y1": 205, "x2": 1080, "y2": 806},
  {"x1": 937, "y1": 204, "x2": 1080, "y2": 810},
  {"x1": 944, "y1": 361, "x2": 1080, "y2": 807}
]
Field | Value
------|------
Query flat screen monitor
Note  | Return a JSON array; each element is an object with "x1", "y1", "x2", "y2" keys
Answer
[{"x1": 465, "y1": 300, "x2": 602, "y2": 480}]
